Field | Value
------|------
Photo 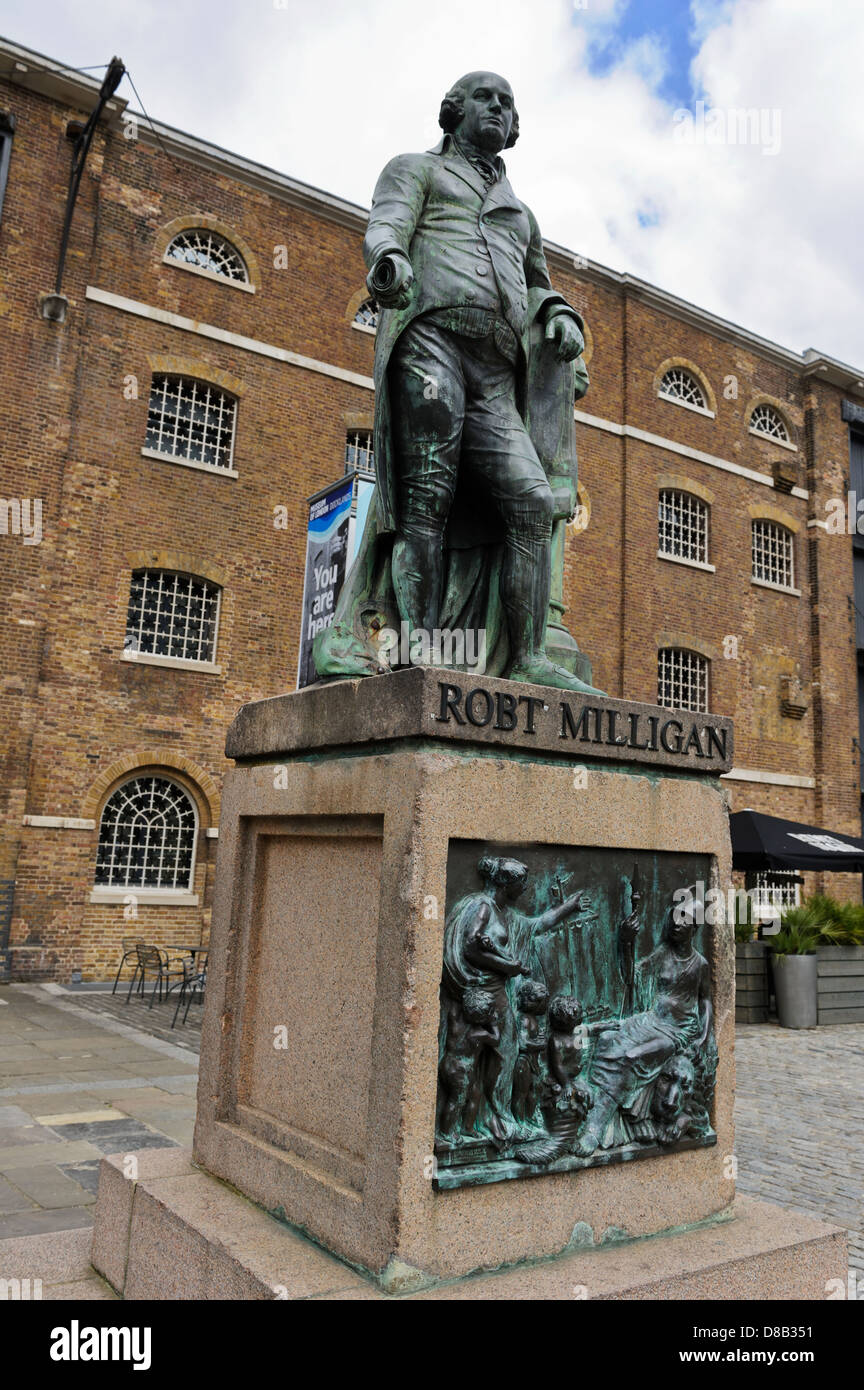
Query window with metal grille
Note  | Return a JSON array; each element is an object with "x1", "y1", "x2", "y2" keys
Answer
[
  {"x1": 658, "y1": 489, "x2": 709, "y2": 564},
  {"x1": 657, "y1": 647, "x2": 708, "y2": 713},
  {"x1": 745, "y1": 870, "x2": 801, "y2": 922},
  {"x1": 124, "y1": 570, "x2": 221, "y2": 664},
  {"x1": 165, "y1": 228, "x2": 248, "y2": 283},
  {"x1": 145, "y1": 375, "x2": 237, "y2": 472},
  {"x1": 658, "y1": 367, "x2": 706, "y2": 410},
  {"x1": 752, "y1": 519, "x2": 794, "y2": 588},
  {"x1": 345, "y1": 429, "x2": 374, "y2": 474},
  {"x1": 353, "y1": 297, "x2": 378, "y2": 330},
  {"x1": 749, "y1": 403, "x2": 789, "y2": 442},
  {"x1": 95, "y1": 775, "x2": 197, "y2": 890}
]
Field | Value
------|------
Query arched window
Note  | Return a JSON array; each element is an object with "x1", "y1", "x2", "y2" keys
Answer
[
  {"x1": 658, "y1": 489, "x2": 709, "y2": 565},
  {"x1": 749, "y1": 403, "x2": 789, "y2": 443},
  {"x1": 124, "y1": 570, "x2": 221, "y2": 664},
  {"x1": 165, "y1": 228, "x2": 248, "y2": 285},
  {"x1": 352, "y1": 297, "x2": 378, "y2": 331},
  {"x1": 658, "y1": 367, "x2": 707, "y2": 411},
  {"x1": 95, "y1": 775, "x2": 198, "y2": 890},
  {"x1": 144, "y1": 375, "x2": 237, "y2": 473},
  {"x1": 658, "y1": 647, "x2": 708, "y2": 713},
  {"x1": 751, "y1": 519, "x2": 795, "y2": 589}
]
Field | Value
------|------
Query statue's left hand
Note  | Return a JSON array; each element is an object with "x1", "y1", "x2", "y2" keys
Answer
[{"x1": 545, "y1": 314, "x2": 584, "y2": 363}]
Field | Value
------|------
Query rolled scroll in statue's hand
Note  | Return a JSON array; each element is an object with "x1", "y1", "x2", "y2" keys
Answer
[{"x1": 367, "y1": 252, "x2": 414, "y2": 307}]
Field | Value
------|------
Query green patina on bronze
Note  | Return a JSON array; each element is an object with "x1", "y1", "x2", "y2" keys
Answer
[
  {"x1": 313, "y1": 72, "x2": 599, "y2": 693},
  {"x1": 435, "y1": 843, "x2": 718, "y2": 1190}
]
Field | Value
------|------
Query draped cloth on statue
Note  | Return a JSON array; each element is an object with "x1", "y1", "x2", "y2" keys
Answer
[
  {"x1": 439, "y1": 893, "x2": 545, "y2": 1141},
  {"x1": 590, "y1": 946, "x2": 707, "y2": 1124},
  {"x1": 313, "y1": 317, "x2": 588, "y2": 681}
]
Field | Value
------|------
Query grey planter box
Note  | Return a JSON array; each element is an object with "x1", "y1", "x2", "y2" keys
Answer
[
  {"x1": 736, "y1": 941, "x2": 769, "y2": 1023},
  {"x1": 774, "y1": 953, "x2": 818, "y2": 1029},
  {"x1": 816, "y1": 945, "x2": 864, "y2": 1025}
]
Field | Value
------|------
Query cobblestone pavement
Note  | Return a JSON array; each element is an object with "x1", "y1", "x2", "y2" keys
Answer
[
  {"x1": 1, "y1": 985, "x2": 862, "y2": 1288},
  {"x1": 735, "y1": 1022, "x2": 864, "y2": 1282}
]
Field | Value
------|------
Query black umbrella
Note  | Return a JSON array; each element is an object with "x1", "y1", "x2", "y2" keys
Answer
[{"x1": 730, "y1": 809, "x2": 864, "y2": 873}]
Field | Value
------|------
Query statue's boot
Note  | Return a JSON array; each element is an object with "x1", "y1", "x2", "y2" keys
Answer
[
  {"x1": 501, "y1": 503, "x2": 606, "y2": 697},
  {"x1": 507, "y1": 656, "x2": 606, "y2": 696}
]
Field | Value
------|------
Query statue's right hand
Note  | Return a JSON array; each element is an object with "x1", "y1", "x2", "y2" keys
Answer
[{"x1": 367, "y1": 253, "x2": 414, "y2": 309}]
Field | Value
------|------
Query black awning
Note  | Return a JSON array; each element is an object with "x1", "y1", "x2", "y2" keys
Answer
[{"x1": 730, "y1": 809, "x2": 864, "y2": 873}]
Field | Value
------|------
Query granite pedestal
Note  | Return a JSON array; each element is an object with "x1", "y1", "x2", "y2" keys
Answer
[{"x1": 88, "y1": 668, "x2": 846, "y2": 1296}]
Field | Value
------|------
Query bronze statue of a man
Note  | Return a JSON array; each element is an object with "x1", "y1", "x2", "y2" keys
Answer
[{"x1": 314, "y1": 71, "x2": 601, "y2": 693}]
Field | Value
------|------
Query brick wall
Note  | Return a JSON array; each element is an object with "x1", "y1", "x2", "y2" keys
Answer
[{"x1": 1, "y1": 62, "x2": 860, "y2": 979}]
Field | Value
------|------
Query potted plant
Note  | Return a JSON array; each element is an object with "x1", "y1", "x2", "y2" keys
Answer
[
  {"x1": 768, "y1": 907, "x2": 821, "y2": 1029},
  {"x1": 734, "y1": 894, "x2": 769, "y2": 1023}
]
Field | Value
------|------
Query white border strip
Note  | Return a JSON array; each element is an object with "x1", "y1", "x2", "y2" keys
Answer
[
  {"x1": 721, "y1": 767, "x2": 815, "y2": 789},
  {"x1": 86, "y1": 285, "x2": 808, "y2": 500},
  {"x1": 22, "y1": 815, "x2": 96, "y2": 830},
  {"x1": 85, "y1": 286, "x2": 375, "y2": 391},
  {"x1": 574, "y1": 409, "x2": 808, "y2": 498}
]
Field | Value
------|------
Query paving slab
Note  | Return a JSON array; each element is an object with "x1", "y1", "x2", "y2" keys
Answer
[
  {"x1": 0, "y1": 1174, "x2": 37, "y2": 1215},
  {"x1": 0, "y1": 1105, "x2": 39, "y2": 1127},
  {"x1": 0, "y1": 1207, "x2": 94, "y2": 1239},
  {"x1": 3, "y1": 1164, "x2": 97, "y2": 1209}
]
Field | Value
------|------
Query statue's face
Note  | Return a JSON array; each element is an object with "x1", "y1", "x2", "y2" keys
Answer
[
  {"x1": 505, "y1": 871, "x2": 528, "y2": 902},
  {"x1": 653, "y1": 1059, "x2": 695, "y2": 1120},
  {"x1": 668, "y1": 915, "x2": 695, "y2": 949},
  {"x1": 455, "y1": 72, "x2": 514, "y2": 153}
]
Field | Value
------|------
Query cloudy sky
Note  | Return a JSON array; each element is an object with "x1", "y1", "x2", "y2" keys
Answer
[{"x1": 2, "y1": 0, "x2": 862, "y2": 367}]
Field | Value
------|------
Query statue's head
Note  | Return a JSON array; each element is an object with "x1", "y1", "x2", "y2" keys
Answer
[
  {"x1": 462, "y1": 987, "x2": 496, "y2": 1025},
  {"x1": 478, "y1": 855, "x2": 528, "y2": 900},
  {"x1": 548, "y1": 994, "x2": 583, "y2": 1032},
  {"x1": 517, "y1": 978, "x2": 549, "y2": 1014},
  {"x1": 439, "y1": 71, "x2": 519, "y2": 153},
  {"x1": 653, "y1": 1054, "x2": 696, "y2": 1122},
  {"x1": 665, "y1": 882, "x2": 703, "y2": 949}
]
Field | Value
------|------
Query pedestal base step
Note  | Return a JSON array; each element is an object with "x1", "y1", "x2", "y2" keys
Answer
[{"x1": 82, "y1": 1148, "x2": 847, "y2": 1300}]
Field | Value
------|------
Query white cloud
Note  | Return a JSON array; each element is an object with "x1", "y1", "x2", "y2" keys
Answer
[{"x1": 2, "y1": 0, "x2": 862, "y2": 365}]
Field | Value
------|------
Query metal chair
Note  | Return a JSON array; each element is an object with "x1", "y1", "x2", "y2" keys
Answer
[
  {"x1": 171, "y1": 954, "x2": 207, "y2": 1028},
  {"x1": 125, "y1": 944, "x2": 188, "y2": 1008},
  {"x1": 112, "y1": 937, "x2": 144, "y2": 995}
]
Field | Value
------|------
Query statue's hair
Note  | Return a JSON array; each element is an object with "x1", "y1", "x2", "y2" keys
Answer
[
  {"x1": 660, "y1": 1054, "x2": 696, "y2": 1089},
  {"x1": 517, "y1": 978, "x2": 548, "y2": 1011},
  {"x1": 477, "y1": 855, "x2": 528, "y2": 887},
  {"x1": 462, "y1": 987, "x2": 496, "y2": 1022},
  {"x1": 439, "y1": 75, "x2": 520, "y2": 148},
  {"x1": 549, "y1": 994, "x2": 583, "y2": 1031}
]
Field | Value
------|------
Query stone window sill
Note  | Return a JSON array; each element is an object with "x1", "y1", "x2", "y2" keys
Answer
[
  {"x1": 162, "y1": 256, "x2": 255, "y2": 293},
  {"x1": 89, "y1": 889, "x2": 199, "y2": 906},
  {"x1": 122, "y1": 651, "x2": 221, "y2": 674},
  {"x1": 657, "y1": 550, "x2": 715, "y2": 574},
  {"x1": 749, "y1": 427, "x2": 797, "y2": 452},
  {"x1": 657, "y1": 392, "x2": 715, "y2": 420},
  {"x1": 140, "y1": 447, "x2": 238, "y2": 479},
  {"x1": 751, "y1": 577, "x2": 801, "y2": 597}
]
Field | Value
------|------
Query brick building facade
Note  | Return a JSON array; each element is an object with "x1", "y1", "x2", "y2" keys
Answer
[{"x1": 1, "y1": 37, "x2": 862, "y2": 980}]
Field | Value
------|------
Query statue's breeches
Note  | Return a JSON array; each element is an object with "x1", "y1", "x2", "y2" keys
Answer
[{"x1": 389, "y1": 317, "x2": 554, "y2": 539}]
